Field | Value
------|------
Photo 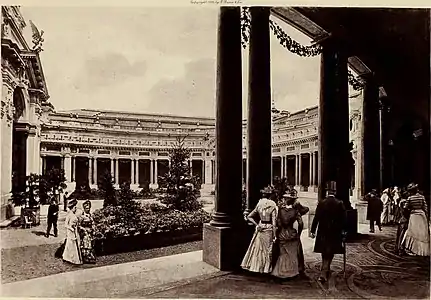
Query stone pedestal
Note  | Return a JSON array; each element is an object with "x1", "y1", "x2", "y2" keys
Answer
[
  {"x1": 203, "y1": 224, "x2": 249, "y2": 271},
  {"x1": 355, "y1": 201, "x2": 368, "y2": 224},
  {"x1": 149, "y1": 183, "x2": 158, "y2": 190},
  {"x1": 130, "y1": 184, "x2": 140, "y2": 191}
]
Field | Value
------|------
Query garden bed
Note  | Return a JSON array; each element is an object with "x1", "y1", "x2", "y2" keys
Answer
[{"x1": 94, "y1": 226, "x2": 203, "y2": 255}]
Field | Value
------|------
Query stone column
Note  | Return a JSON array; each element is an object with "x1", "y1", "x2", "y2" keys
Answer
[
  {"x1": 39, "y1": 156, "x2": 43, "y2": 175},
  {"x1": 294, "y1": 155, "x2": 299, "y2": 186},
  {"x1": 203, "y1": 6, "x2": 243, "y2": 271},
  {"x1": 131, "y1": 159, "x2": 135, "y2": 184},
  {"x1": 281, "y1": 156, "x2": 285, "y2": 178},
  {"x1": 298, "y1": 154, "x2": 302, "y2": 188},
  {"x1": 202, "y1": 159, "x2": 205, "y2": 184},
  {"x1": 88, "y1": 157, "x2": 93, "y2": 185},
  {"x1": 110, "y1": 158, "x2": 114, "y2": 180},
  {"x1": 93, "y1": 158, "x2": 98, "y2": 185},
  {"x1": 136, "y1": 159, "x2": 140, "y2": 186},
  {"x1": 72, "y1": 156, "x2": 76, "y2": 182},
  {"x1": 26, "y1": 129, "x2": 38, "y2": 175},
  {"x1": 154, "y1": 159, "x2": 158, "y2": 185},
  {"x1": 64, "y1": 155, "x2": 72, "y2": 182},
  {"x1": 318, "y1": 37, "x2": 352, "y2": 209},
  {"x1": 204, "y1": 158, "x2": 212, "y2": 185},
  {"x1": 115, "y1": 159, "x2": 119, "y2": 185},
  {"x1": 379, "y1": 97, "x2": 390, "y2": 189},
  {"x1": 150, "y1": 159, "x2": 154, "y2": 184},
  {"x1": 361, "y1": 73, "x2": 380, "y2": 195},
  {"x1": 245, "y1": 7, "x2": 272, "y2": 215},
  {"x1": 309, "y1": 152, "x2": 314, "y2": 186}
]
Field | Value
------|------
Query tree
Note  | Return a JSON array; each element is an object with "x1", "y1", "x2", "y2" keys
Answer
[
  {"x1": 39, "y1": 168, "x2": 67, "y2": 204},
  {"x1": 98, "y1": 171, "x2": 117, "y2": 207},
  {"x1": 158, "y1": 136, "x2": 202, "y2": 211}
]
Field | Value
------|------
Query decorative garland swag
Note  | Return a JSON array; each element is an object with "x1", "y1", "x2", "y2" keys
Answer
[{"x1": 240, "y1": 7, "x2": 365, "y2": 91}]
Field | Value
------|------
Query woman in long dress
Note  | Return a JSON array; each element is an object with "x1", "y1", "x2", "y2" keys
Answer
[
  {"x1": 271, "y1": 193, "x2": 303, "y2": 279},
  {"x1": 392, "y1": 187, "x2": 402, "y2": 223},
  {"x1": 241, "y1": 186, "x2": 278, "y2": 274},
  {"x1": 78, "y1": 200, "x2": 96, "y2": 264},
  {"x1": 402, "y1": 183, "x2": 430, "y2": 256},
  {"x1": 63, "y1": 199, "x2": 83, "y2": 265},
  {"x1": 381, "y1": 188, "x2": 393, "y2": 225}
]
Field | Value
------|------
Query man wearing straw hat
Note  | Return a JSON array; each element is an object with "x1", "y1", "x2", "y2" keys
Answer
[{"x1": 310, "y1": 181, "x2": 347, "y2": 283}]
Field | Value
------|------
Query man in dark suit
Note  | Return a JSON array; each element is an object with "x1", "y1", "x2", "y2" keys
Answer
[
  {"x1": 46, "y1": 197, "x2": 59, "y2": 238},
  {"x1": 310, "y1": 181, "x2": 347, "y2": 283},
  {"x1": 366, "y1": 189, "x2": 383, "y2": 233}
]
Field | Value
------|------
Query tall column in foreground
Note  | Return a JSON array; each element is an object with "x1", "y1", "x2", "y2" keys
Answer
[
  {"x1": 361, "y1": 73, "x2": 381, "y2": 195},
  {"x1": 318, "y1": 37, "x2": 353, "y2": 210},
  {"x1": 203, "y1": 6, "x2": 243, "y2": 271},
  {"x1": 245, "y1": 7, "x2": 272, "y2": 215}
]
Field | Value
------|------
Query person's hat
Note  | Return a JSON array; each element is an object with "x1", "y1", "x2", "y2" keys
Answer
[
  {"x1": 370, "y1": 189, "x2": 378, "y2": 195},
  {"x1": 67, "y1": 198, "x2": 78, "y2": 209},
  {"x1": 326, "y1": 181, "x2": 337, "y2": 192},
  {"x1": 260, "y1": 185, "x2": 274, "y2": 195},
  {"x1": 82, "y1": 200, "x2": 92, "y2": 209},
  {"x1": 407, "y1": 183, "x2": 418, "y2": 191}
]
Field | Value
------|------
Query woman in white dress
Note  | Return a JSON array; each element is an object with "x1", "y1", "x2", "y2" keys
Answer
[
  {"x1": 402, "y1": 183, "x2": 430, "y2": 256},
  {"x1": 241, "y1": 186, "x2": 278, "y2": 274},
  {"x1": 380, "y1": 188, "x2": 393, "y2": 225},
  {"x1": 63, "y1": 199, "x2": 83, "y2": 265}
]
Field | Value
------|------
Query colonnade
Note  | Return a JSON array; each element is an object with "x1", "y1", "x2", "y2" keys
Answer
[
  {"x1": 203, "y1": 6, "x2": 385, "y2": 271},
  {"x1": 40, "y1": 153, "x2": 216, "y2": 190}
]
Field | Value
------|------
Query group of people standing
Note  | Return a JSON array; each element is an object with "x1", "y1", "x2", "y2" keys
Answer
[
  {"x1": 366, "y1": 183, "x2": 430, "y2": 256},
  {"x1": 54, "y1": 197, "x2": 97, "y2": 265},
  {"x1": 241, "y1": 181, "x2": 347, "y2": 283}
]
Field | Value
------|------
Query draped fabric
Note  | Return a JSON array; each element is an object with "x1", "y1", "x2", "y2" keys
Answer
[
  {"x1": 79, "y1": 212, "x2": 96, "y2": 264},
  {"x1": 402, "y1": 209, "x2": 430, "y2": 256},
  {"x1": 271, "y1": 205, "x2": 300, "y2": 279},
  {"x1": 62, "y1": 211, "x2": 82, "y2": 265},
  {"x1": 241, "y1": 198, "x2": 277, "y2": 274},
  {"x1": 381, "y1": 192, "x2": 394, "y2": 225}
]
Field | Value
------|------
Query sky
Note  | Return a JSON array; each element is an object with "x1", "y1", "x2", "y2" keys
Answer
[{"x1": 21, "y1": 7, "x2": 321, "y2": 118}]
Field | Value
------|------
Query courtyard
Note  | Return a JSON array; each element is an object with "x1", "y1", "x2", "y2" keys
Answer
[{"x1": 1, "y1": 219, "x2": 429, "y2": 299}]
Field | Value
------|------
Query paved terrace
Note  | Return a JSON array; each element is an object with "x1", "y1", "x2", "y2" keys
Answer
[{"x1": 1, "y1": 223, "x2": 429, "y2": 299}]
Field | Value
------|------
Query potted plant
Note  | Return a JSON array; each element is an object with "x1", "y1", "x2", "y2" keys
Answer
[{"x1": 12, "y1": 173, "x2": 42, "y2": 226}]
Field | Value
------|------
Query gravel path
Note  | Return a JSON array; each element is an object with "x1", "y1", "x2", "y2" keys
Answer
[{"x1": 1, "y1": 240, "x2": 202, "y2": 284}]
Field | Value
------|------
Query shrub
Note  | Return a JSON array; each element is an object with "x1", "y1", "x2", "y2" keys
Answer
[{"x1": 92, "y1": 203, "x2": 210, "y2": 240}]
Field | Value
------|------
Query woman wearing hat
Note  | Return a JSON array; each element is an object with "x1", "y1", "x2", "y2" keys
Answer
[
  {"x1": 401, "y1": 183, "x2": 430, "y2": 256},
  {"x1": 380, "y1": 188, "x2": 394, "y2": 225},
  {"x1": 241, "y1": 185, "x2": 278, "y2": 274},
  {"x1": 62, "y1": 198, "x2": 83, "y2": 265},
  {"x1": 271, "y1": 191, "x2": 305, "y2": 279},
  {"x1": 78, "y1": 200, "x2": 96, "y2": 264}
]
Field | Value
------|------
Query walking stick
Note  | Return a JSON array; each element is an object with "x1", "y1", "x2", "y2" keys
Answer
[{"x1": 343, "y1": 238, "x2": 347, "y2": 279}]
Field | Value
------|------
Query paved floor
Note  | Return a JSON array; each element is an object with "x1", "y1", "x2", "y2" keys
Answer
[{"x1": 2, "y1": 224, "x2": 428, "y2": 299}]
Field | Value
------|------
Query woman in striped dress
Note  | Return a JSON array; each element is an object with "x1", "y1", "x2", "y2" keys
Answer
[{"x1": 402, "y1": 183, "x2": 430, "y2": 256}]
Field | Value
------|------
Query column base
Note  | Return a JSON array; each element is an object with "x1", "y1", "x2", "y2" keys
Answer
[
  {"x1": 130, "y1": 184, "x2": 140, "y2": 191},
  {"x1": 65, "y1": 182, "x2": 76, "y2": 193},
  {"x1": 345, "y1": 209, "x2": 358, "y2": 238},
  {"x1": 203, "y1": 223, "x2": 252, "y2": 271},
  {"x1": 149, "y1": 184, "x2": 159, "y2": 190},
  {"x1": 90, "y1": 184, "x2": 98, "y2": 190},
  {"x1": 355, "y1": 201, "x2": 368, "y2": 224}
]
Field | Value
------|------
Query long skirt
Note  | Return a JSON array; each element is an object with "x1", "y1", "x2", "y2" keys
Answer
[
  {"x1": 395, "y1": 221, "x2": 408, "y2": 254},
  {"x1": 271, "y1": 238, "x2": 299, "y2": 279},
  {"x1": 402, "y1": 210, "x2": 430, "y2": 256},
  {"x1": 63, "y1": 233, "x2": 83, "y2": 265},
  {"x1": 381, "y1": 204, "x2": 393, "y2": 224},
  {"x1": 241, "y1": 226, "x2": 274, "y2": 274},
  {"x1": 80, "y1": 230, "x2": 96, "y2": 263}
]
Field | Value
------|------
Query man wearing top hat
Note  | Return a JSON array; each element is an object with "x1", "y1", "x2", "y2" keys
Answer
[{"x1": 310, "y1": 181, "x2": 347, "y2": 283}]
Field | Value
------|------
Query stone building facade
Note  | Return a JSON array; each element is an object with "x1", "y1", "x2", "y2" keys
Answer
[{"x1": 1, "y1": 6, "x2": 50, "y2": 220}]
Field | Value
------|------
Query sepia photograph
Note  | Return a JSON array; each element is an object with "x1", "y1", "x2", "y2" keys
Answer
[{"x1": 0, "y1": 2, "x2": 430, "y2": 298}]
